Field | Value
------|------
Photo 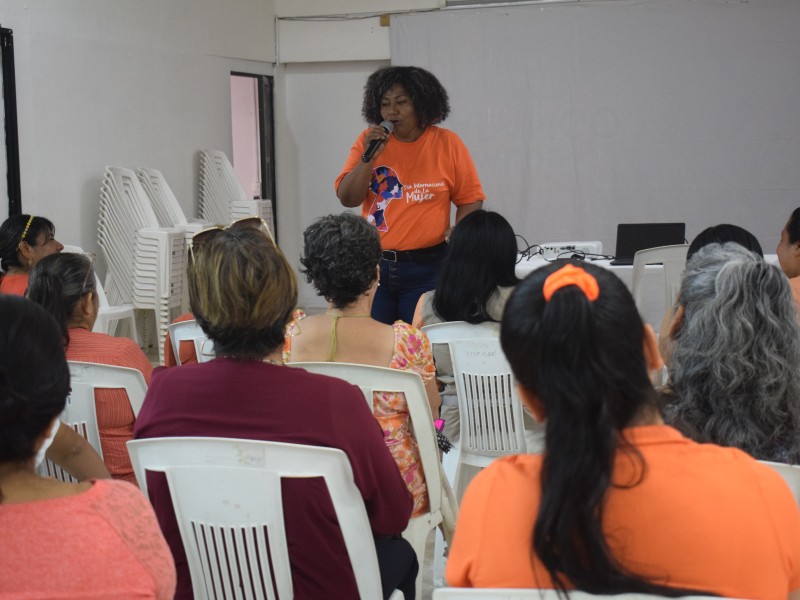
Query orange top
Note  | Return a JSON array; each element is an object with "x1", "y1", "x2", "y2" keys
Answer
[
  {"x1": 0, "y1": 272, "x2": 29, "y2": 296},
  {"x1": 446, "y1": 425, "x2": 800, "y2": 599},
  {"x1": 67, "y1": 327, "x2": 153, "y2": 484},
  {"x1": 335, "y1": 126, "x2": 484, "y2": 251},
  {"x1": 162, "y1": 312, "x2": 197, "y2": 367},
  {"x1": 790, "y1": 276, "x2": 800, "y2": 315},
  {"x1": 0, "y1": 479, "x2": 175, "y2": 599}
]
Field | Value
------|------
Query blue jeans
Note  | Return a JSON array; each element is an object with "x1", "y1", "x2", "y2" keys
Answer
[{"x1": 372, "y1": 257, "x2": 442, "y2": 325}]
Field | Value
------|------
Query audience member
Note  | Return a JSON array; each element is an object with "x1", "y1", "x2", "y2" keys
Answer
[
  {"x1": 134, "y1": 217, "x2": 418, "y2": 600},
  {"x1": 0, "y1": 296, "x2": 175, "y2": 598},
  {"x1": 687, "y1": 223, "x2": 763, "y2": 259},
  {"x1": 0, "y1": 214, "x2": 63, "y2": 295},
  {"x1": 777, "y1": 207, "x2": 800, "y2": 310},
  {"x1": 412, "y1": 209, "x2": 520, "y2": 443},
  {"x1": 446, "y1": 261, "x2": 800, "y2": 597},
  {"x1": 285, "y1": 211, "x2": 439, "y2": 519},
  {"x1": 663, "y1": 243, "x2": 800, "y2": 463},
  {"x1": 27, "y1": 253, "x2": 152, "y2": 483}
]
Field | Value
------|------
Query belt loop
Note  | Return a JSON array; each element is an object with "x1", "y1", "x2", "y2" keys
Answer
[{"x1": 382, "y1": 250, "x2": 398, "y2": 262}]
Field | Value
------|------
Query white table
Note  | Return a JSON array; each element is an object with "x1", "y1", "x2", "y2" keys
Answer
[{"x1": 515, "y1": 254, "x2": 780, "y2": 330}]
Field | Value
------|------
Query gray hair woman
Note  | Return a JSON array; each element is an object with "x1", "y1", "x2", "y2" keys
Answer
[{"x1": 664, "y1": 242, "x2": 800, "y2": 463}]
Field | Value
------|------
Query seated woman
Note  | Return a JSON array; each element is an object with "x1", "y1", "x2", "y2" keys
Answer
[
  {"x1": 412, "y1": 209, "x2": 520, "y2": 444},
  {"x1": 0, "y1": 214, "x2": 63, "y2": 295},
  {"x1": 285, "y1": 211, "x2": 440, "y2": 519},
  {"x1": 27, "y1": 253, "x2": 152, "y2": 483},
  {"x1": 133, "y1": 218, "x2": 417, "y2": 600},
  {"x1": 663, "y1": 242, "x2": 800, "y2": 464},
  {"x1": 0, "y1": 296, "x2": 175, "y2": 598},
  {"x1": 777, "y1": 207, "x2": 800, "y2": 310},
  {"x1": 446, "y1": 261, "x2": 800, "y2": 597}
]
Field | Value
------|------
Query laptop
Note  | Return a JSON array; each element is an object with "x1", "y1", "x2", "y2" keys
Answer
[{"x1": 610, "y1": 223, "x2": 686, "y2": 266}]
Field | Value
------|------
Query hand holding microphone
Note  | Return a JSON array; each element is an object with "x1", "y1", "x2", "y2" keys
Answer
[{"x1": 361, "y1": 120, "x2": 394, "y2": 163}]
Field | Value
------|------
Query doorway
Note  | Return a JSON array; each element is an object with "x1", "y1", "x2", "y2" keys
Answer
[{"x1": 230, "y1": 73, "x2": 276, "y2": 240}]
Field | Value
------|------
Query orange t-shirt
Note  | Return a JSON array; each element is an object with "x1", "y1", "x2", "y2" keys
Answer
[
  {"x1": 0, "y1": 272, "x2": 29, "y2": 296},
  {"x1": 335, "y1": 126, "x2": 484, "y2": 251},
  {"x1": 446, "y1": 425, "x2": 800, "y2": 599},
  {"x1": 67, "y1": 327, "x2": 153, "y2": 484}
]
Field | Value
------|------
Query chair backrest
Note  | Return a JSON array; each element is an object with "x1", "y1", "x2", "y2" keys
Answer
[
  {"x1": 38, "y1": 377, "x2": 105, "y2": 483},
  {"x1": 287, "y1": 362, "x2": 443, "y2": 517},
  {"x1": 126, "y1": 437, "x2": 386, "y2": 600},
  {"x1": 168, "y1": 320, "x2": 214, "y2": 365},
  {"x1": 68, "y1": 360, "x2": 148, "y2": 417},
  {"x1": 631, "y1": 244, "x2": 690, "y2": 312},
  {"x1": 420, "y1": 321, "x2": 500, "y2": 345},
  {"x1": 433, "y1": 589, "x2": 721, "y2": 599},
  {"x1": 449, "y1": 338, "x2": 527, "y2": 456},
  {"x1": 759, "y1": 460, "x2": 800, "y2": 507}
]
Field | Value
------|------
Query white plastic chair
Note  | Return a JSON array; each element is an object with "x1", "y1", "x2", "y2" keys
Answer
[
  {"x1": 167, "y1": 319, "x2": 214, "y2": 365},
  {"x1": 38, "y1": 361, "x2": 146, "y2": 482},
  {"x1": 631, "y1": 244, "x2": 690, "y2": 314},
  {"x1": 433, "y1": 589, "x2": 722, "y2": 599},
  {"x1": 61, "y1": 245, "x2": 139, "y2": 343},
  {"x1": 288, "y1": 361, "x2": 457, "y2": 600},
  {"x1": 449, "y1": 338, "x2": 529, "y2": 503},
  {"x1": 126, "y1": 437, "x2": 402, "y2": 600},
  {"x1": 759, "y1": 460, "x2": 800, "y2": 507}
]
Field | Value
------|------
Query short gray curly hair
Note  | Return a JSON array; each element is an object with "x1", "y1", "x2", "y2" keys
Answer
[{"x1": 665, "y1": 242, "x2": 800, "y2": 463}]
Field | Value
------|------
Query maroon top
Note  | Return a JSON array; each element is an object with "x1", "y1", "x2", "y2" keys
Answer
[{"x1": 133, "y1": 358, "x2": 413, "y2": 599}]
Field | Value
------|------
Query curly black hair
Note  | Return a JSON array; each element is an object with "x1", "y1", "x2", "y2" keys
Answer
[
  {"x1": 301, "y1": 212, "x2": 381, "y2": 309},
  {"x1": 362, "y1": 66, "x2": 450, "y2": 127}
]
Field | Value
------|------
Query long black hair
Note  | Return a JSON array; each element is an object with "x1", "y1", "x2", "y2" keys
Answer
[
  {"x1": 500, "y1": 260, "x2": 707, "y2": 596},
  {"x1": 27, "y1": 253, "x2": 96, "y2": 346},
  {"x1": 0, "y1": 214, "x2": 56, "y2": 275},
  {"x1": 0, "y1": 296, "x2": 70, "y2": 472},
  {"x1": 433, "y1": 210, "x2": 520, "y2": 323}
]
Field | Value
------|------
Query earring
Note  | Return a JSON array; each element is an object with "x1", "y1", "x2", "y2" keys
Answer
[{"x1": 28, "y1": 259, "x2": 33, "y2": 267}]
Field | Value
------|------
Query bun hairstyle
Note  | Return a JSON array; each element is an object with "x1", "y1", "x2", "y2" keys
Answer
[
  {"x1": 27, "y1": 253, "x2": 96, "y2": 346},
  {"x1": 0, "y1": 214, "x2": 56, "y2": 273},
  {"x1": 0, "y1": 296, "x2": 70, "y2": 467},
  {"x1": 500, "y1": 261, "x2": 703, "y2": 595}
]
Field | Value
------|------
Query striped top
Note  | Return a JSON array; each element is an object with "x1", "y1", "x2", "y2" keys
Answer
[{"x1": 67, "y1": 327, "x2": 153, "y2": 484}]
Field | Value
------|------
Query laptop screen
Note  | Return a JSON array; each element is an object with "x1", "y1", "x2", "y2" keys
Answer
[{"x1": 614, "y1": 223, "x2": 686, "y2": 260}]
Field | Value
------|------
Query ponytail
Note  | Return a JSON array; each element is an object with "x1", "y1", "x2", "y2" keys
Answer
[
  {"x1": 501, "y1": 261, "x2": 708, "y2": 596},
  {"x1": 26, "y1": 253, "x2": 95, "y2": 347}
]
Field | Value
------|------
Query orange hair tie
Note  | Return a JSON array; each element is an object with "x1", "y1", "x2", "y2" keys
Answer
[{"x1": 543, "y1": 264, "x2": 600, "y2": 302}]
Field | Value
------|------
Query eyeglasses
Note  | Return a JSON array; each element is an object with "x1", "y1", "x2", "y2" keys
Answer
[
  {"x1": 189, "y1": 217, "x2": 275, "y2": 263},
  {"x1": 81, "y1": 253, "x2": 96, "y2": 294}
]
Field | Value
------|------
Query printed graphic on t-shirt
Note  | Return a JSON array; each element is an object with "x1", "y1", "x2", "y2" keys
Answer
[{"x1": 368, "y1": 165, "x2": 403, "y2": 232}]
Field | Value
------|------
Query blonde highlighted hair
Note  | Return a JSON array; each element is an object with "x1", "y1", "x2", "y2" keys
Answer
[{"x1": 188, "y1": 227, "x2": 297, "y2": 359}]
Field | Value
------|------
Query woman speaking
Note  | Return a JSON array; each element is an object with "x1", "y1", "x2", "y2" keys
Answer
[{"x1": 336, "y1": 66, "x2": 485, "y2": 325}]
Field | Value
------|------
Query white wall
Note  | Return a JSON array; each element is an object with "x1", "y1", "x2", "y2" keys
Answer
[
  {"x1": 275, "y1": 60, "x2": 387, "y2": 309},
  {"x1": 392, "y1": 0, "x2": 800, "y2": 254},
  {"x1": 0, "y1": 0, "x2": 274, "y2": 272}
]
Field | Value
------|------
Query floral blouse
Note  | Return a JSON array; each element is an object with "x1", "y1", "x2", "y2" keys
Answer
[{"x1": 284, "y1": 314, "x2": 435, "y2": 517}]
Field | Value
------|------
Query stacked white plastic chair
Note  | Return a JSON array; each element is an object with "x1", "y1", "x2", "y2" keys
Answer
[
  {"x1": 136, "y1": 167, "x2": 211, "y2": 311},
  {"x1": 198, "y1": 149, "x2": 275, "y2": 239},
  {"x1": 98, "y1": 166, "x2": 185, "y2": 364}
]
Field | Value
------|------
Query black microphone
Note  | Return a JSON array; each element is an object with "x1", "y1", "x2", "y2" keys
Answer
[{"x1": 361, "y1": 120, "x2": 394, "y2": 163}]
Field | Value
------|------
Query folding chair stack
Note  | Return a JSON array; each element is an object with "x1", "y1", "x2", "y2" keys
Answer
[
  {"x1": 98, "y1": 166, "x2": 185, "y2": 363},
  {"x1": 198, "y1": 149, "x2": 275, "y2": 239}
]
